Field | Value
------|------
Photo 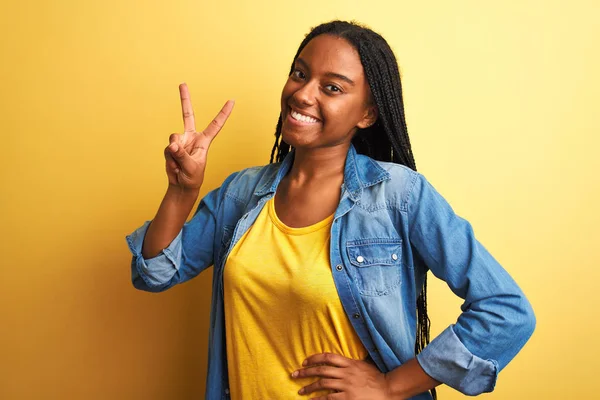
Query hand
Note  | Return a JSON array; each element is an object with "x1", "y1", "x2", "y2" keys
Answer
[
  {"x1": 164, "y1": 83, "x2": 234, "y2": 190},
  {"x1": 291, "y1": 352, "x2": 392, "y2": 399}
]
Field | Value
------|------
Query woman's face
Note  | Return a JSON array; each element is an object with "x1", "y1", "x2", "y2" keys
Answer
[{"x1": 280, "y1": 34, "x2": 377, "y2": 151}]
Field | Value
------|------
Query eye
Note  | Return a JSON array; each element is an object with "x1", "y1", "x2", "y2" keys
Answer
[
  {"x1": 292, "y1": 69, "x2": 306, "y2": 80},
  {"x1": 325, "y1": 84, "x2": 342, "y2": 93}
]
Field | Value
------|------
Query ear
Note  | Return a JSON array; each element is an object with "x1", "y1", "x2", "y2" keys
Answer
[{"x1": 356, "y1": 104, "x2": 378, "y2": 129}]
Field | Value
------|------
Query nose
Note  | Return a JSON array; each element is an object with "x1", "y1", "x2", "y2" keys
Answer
[{"x1": 291, "y1": 80, "x2": 318, "y2": 107}]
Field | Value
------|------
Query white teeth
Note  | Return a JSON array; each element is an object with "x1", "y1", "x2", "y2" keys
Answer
[{"x1": 291, "y1": 110, "x2": 318, "y2": 123}]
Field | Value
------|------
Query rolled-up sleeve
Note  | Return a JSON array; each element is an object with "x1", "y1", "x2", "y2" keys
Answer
[
  {"x1": 408, "y1": 173, "x2": 536, "y2": 395},
  {"x1": 125, "y1": 182, "x2": 226, "y2": 293},
  {"x1": 126, "y1": 221, "x2": 184, "y2": 292}
]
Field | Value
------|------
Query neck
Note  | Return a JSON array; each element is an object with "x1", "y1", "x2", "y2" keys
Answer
[{"x1": 287, "y1": 144, "x2": 350, "y2": 185}]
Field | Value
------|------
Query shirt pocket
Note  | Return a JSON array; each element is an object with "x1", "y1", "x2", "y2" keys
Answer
[{"x1": 346, "y1": 239, "x2": 402, "y2": 296}]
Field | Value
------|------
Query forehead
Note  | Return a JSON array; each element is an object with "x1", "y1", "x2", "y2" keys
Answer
[{"x1": 297, "y1": 34, "x2": 365, "y2": 80}]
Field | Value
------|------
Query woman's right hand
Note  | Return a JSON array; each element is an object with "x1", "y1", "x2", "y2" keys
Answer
[{"x1": 165, "y1": 83, "x2": 235, "y2": 190}]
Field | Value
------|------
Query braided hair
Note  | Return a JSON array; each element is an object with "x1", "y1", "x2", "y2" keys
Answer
[{"x1": 269, "y1": 20, "x2": 436, "y2": 399}]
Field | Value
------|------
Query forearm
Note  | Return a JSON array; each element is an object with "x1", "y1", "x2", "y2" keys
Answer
[
  {"x1": 142, "y1": 184, "x2": 200, "y2": 258},
  {"x1": 385, "y1": 358, "x2": 441, "y2": 400}
]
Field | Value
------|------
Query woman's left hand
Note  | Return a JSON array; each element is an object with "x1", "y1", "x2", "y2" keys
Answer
[{"x1": 291, "y1": 352, "x2": 392, "y2": 399}]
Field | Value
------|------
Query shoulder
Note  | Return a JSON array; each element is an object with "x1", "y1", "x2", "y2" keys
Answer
[
  {"x1": 360, "y1": 160, "x2": 453, "y2": 223},
  {"x1": 358, "y1": 157, "x2": 423, "y2": 206},
  {"x1": 373, "y1": 160, "x2": 419, "y2": 184},
  {"x1": 219, "y1": 163, "x2": 280, "y2": 200}
]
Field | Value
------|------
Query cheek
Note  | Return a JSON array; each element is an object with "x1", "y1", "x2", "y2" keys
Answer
[
  {"x1": 280, "y1": 78, "x2": 296, "y2": 104},
  {"x1": 323, "y1": 101, "x2": 361, "y2": 125}
]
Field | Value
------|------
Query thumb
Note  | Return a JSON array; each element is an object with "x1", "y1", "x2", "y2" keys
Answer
[{"x1": 168, "y1": 142, "x2": 196, "y2": 175}]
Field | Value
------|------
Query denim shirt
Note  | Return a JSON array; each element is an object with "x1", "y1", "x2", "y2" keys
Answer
[{"x1": 126, "y1": 144, "x2": 535, "y2": 400}]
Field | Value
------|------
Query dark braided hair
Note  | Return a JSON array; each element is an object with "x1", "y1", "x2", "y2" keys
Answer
[{"x1": 269, "y1": 20, "x2": 436, "y2": 400}]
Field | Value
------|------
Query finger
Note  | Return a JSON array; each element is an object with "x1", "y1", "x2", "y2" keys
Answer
[
  {"x1": 168, "y1": 133, "x2": 185, "y2": 156},
  {"x1": 303, "y1": 353, "x2": 352, "y2": 368},
  {"x1": 169, "y1": 133, "x2": 183, "y2": 145},
  {"x1": 292, "y1": 365, "x2": 343, "y2": 379},
  {"x1": 299, "y1": 378, "x2": 344, "y2": 396},
  {"x1": 164, "y1": 148, "x2": 179, "y2": 171},
  {"x1": 167, "y1": 141, "x2": 196, "y2": 174},
  {"x1": 201, "y1": 99, "x2": 235, "y2": 141},
  {"x1": 179, "y1": 83, "x2": 196, "y2": 135}
]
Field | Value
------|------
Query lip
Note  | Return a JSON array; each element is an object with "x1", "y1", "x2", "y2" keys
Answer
[{"x1": 286, "y1": 106, "x2": 321, "y2": 125}]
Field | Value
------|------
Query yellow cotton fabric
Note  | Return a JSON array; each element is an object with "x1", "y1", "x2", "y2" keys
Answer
[{"x1": 223, "y1": 198, "x2": 368, "y2": 399}]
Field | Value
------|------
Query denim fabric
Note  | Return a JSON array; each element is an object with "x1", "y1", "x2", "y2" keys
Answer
[{"x1": 126, "y1": 144, "x2": 535, "y2": 399}]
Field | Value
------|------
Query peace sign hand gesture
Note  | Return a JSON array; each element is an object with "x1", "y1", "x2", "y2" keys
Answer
[{"x1": 165, "y1": 83, "x2": 235, "y2": 190}]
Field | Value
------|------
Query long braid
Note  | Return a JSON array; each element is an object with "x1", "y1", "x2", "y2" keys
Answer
[
  {"x1": 269, "y1": 117, "x2": 284, "y2": 162},
  {"x1": 269, "y1": 21, "x2": 436, "y2": 400}
]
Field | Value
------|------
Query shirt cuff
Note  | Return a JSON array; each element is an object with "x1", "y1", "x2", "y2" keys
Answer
[
  {"x1": 415, "y1": 325, "x2": 499, "y2": 396},
  {"x1": 125, "y1": 221, "x2": 182, "y2": 290}
]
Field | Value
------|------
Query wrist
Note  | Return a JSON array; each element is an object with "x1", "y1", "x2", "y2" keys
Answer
[
  {"x1": 166, "y1": 183, "x2": 201, "y2": 200},
  {"x1": 384, "y1": 373, "x2": 406, "y2": 400},
  {"x1": 385, "y1": 358, "x2": 441, "y2": 399}
]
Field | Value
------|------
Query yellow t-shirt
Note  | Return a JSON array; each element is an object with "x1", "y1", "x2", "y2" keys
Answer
[{"x1": 223, "y1": 197, "x2": 368, "y2": 399}]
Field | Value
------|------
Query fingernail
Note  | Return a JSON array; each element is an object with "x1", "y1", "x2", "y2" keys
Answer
[
  {"x1": 291, "y1": 371, "x2": 298, "y2": 378},
  {"x1": 171, "y1": 144, "x2": 179, "y2": 152},
  {"x1": 298, "y1": 388, "x2": 304, "y2": 395},
  {"x1": 302, "y1": 359, "x2": 307, "y2": 366}
]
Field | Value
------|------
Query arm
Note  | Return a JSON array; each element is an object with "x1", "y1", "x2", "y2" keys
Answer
[
  {"x1": 126, "y1": 182, "x2": 223, "y2": 292},
  {"x1": 406, "y1": 172, "x2": 536, "y2": 395},
  {"x1": 142, "y1": 185, "x2": 200, "y2": 259},
  {"x1": 385, "y1": 358, "x2": 440, "y2": 399},
  {"x1": 125, "y1": 83, "x2": 235, "y2": 292}
]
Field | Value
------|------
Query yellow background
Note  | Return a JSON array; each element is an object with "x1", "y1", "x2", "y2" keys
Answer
[{"x1": 1, "y1": 0, "x2": 598, "y2": 398}]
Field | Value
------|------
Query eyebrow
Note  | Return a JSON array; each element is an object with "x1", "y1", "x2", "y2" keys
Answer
[{"x1": 296, "y1": 57, "x2": 356, "y2": 86}]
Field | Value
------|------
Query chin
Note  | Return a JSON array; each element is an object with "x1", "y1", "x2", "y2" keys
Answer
[
  {"x1": 280, "y1": 129, "x2": 309, "y2": 149},
  {"x1": 280, "y1": 129, "x2": 300, "y2": 147}
]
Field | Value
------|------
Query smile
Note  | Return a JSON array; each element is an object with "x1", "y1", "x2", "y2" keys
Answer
[{"x1": 290, "y1": 109, "x2": 319, "y2": 124}]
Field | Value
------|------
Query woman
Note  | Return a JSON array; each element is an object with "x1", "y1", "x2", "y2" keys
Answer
[{"x1": 126, "y1": 20, "x2": 536, "y2": 400}]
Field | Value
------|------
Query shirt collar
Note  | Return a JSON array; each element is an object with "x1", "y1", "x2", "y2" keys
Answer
[{"x1": 254, "y1": 144, "x2": 391, "y2": 199}]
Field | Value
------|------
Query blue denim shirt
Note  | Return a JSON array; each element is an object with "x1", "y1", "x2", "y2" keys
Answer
[{"x1": 126, "y1": 144, "x2": 535, "y2": 399}]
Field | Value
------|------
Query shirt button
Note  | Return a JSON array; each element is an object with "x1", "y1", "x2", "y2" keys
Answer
[
  {"x1": 336, "y1": 264, "x2": 343, "y2": 271},
  {"x1": 225, "y1": 388, "x2": 230, "y2": 394},
  {"x1": 353, "y1": 313, "x2": 361, "y2": 319},
  {"x1": 392, "y1": 253, "x2": 398, "y2": 261},
  {"x1": 356, "y1": 256, "x2": 364, "y2": 263}
]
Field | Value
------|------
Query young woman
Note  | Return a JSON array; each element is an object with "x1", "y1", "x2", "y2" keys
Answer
[{"x1": 126, "y1": 20, "x2": 535, "y2": 400}]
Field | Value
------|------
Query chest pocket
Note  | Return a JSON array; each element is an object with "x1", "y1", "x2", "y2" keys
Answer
[{"x1": 346, "y1": 239, "x2": 402, "y2": 296}]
